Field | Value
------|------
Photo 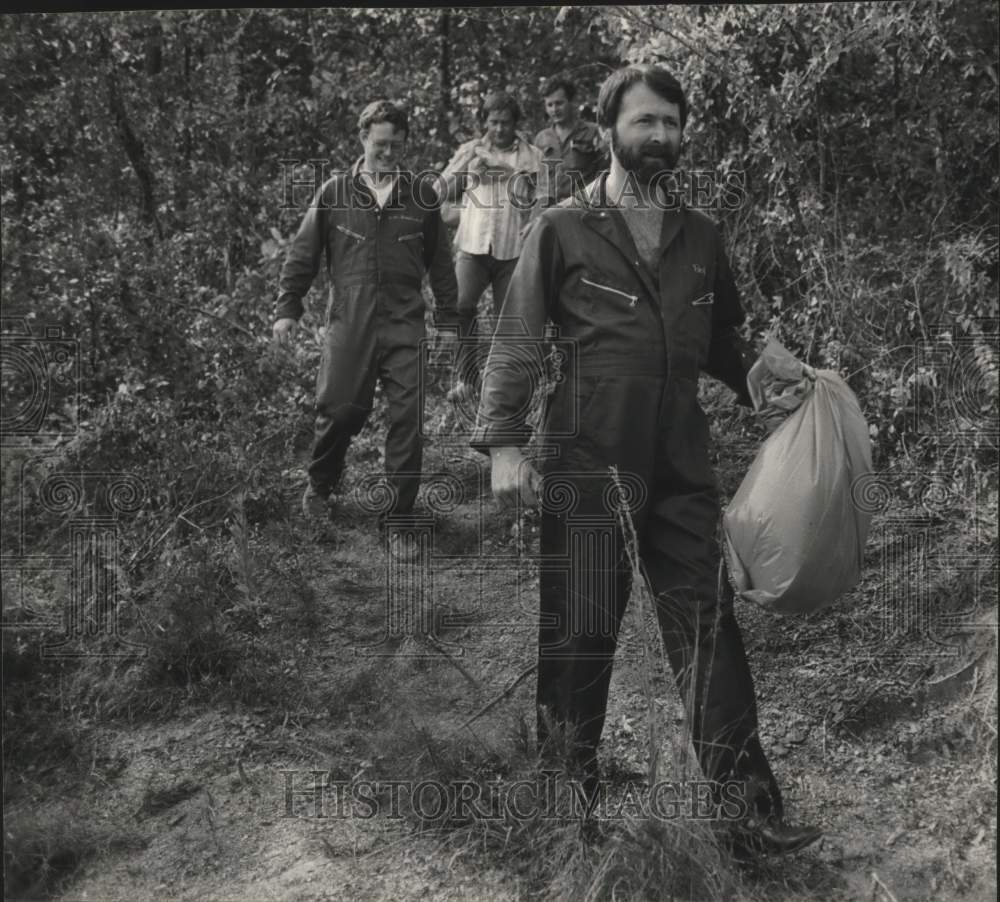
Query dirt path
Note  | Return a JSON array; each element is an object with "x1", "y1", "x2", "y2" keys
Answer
[{"x1": 28, "y1": 441, "x2": 997, "y2": 902}]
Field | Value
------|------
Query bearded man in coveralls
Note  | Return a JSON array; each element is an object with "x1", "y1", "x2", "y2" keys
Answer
[{"x1": 472, "y1": 66, "x2": 821, "y2": 856}]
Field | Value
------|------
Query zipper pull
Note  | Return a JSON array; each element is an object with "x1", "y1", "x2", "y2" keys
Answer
[{"x1": 630, "y1": 297, "x2": 638, "y2": 307}]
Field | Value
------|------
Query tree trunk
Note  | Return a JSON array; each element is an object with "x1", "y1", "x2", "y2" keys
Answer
[
  {"x1": 107, "y1": 62, "x2": 163, "y2": 239},
  {"x1": 438, "y1": 10, "x2": 452, "y2": 143},
  {"x1": 144, "y1": 18, "x2": 163, "y2": 76},
  {"x1": 175, "y1": 24, "x2": 193, "y2": 219}
]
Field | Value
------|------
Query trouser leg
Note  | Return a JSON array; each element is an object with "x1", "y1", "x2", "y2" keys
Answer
[
  {"x1": 378, "y1": 341, "x2": 423, "y2": 516},
  {"x1": 642, "y1": 489, "x2": 782, "y2": 819},
  {"x1": 536, "y1": 505, "x2": 631, "y2": 791},
  {"x1": 488, "y1": 256, "x2": 518, "y2": 318},
  {"x1": 308, "y1": 340, "x2": 378, "y2": 494},
  {"x1": 454, "y1": 252, "x2": 493, "y2": 389}
]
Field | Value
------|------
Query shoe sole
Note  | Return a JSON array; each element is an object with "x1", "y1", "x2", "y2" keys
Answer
[{"x1": 731, "y1": 828, "x2": 823, "y2": 858}]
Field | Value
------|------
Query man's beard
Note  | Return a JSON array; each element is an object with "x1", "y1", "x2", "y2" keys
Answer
[{"x1": 612, "y1": 128, "x2": 680, "y2": 184}]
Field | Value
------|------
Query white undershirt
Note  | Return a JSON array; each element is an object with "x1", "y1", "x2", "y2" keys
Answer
[{"x1": 360, "y1": 171, "x2": 398, "y2": 209}]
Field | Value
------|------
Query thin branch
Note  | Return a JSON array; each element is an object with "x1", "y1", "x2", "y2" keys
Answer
[
  {"x1": 421, "y1": 635, "x2": 483, "y2": 690},
  {"x1": 458, "y1": 661, "x2": 537, "y2": 732},
  {"x1": 158, "y1": 297, "x2": 259, "y2": 340},
  {"x1": 615, "y1": 6, "x2": 726, "y2": 67},
  {"x1": 870, "y1": 872, "x2": 900, "y2": 902},
  {"x1": 104, "y1": 36, "x2": 163, "y2": 241},
  {"x1": 127, "y1": 482, "x2": 243, "y2": 567}
]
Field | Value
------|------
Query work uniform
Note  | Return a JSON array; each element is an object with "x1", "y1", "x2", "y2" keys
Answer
[
  {"x1": 533, "y1": 120, "x2": 607, "y2": 204},
  {"x1": 276, "y1": 162, "x2": 459, "y2": 515},
  {"x1": 471, "y1": 174, "x2": 782, "y2": 816}
]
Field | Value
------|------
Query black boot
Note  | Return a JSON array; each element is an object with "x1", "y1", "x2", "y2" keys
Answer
[{"x1": 730, "y1": 813, "x2": 822, "y2": 857}]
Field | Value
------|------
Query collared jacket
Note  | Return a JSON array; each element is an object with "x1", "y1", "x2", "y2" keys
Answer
[
  {"x1": 441, "y1": 134, "x2": 544, "y2": 260},
  {"x1": 471, "y1": 175, "x2": 754, "y2": 491},
  {"x1": 534, "y1": 120, "x2": 608, "y2": 204},
  {"x1": 275, "y1": 160, "x2": 459, "y2": 335}
]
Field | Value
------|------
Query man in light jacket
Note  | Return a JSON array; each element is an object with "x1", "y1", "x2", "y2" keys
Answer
[{"x1": 440, "y1": 91, "x2": 543, "y2": 403}]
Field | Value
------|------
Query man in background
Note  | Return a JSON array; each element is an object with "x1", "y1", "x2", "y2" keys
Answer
[
  {"x1": 272, "y1": 100, "x2": 458, "y2": 556},
  {"x1": 440, "y1": 91, "x2": 543, "y2": 403},
  {"x1": 533, "y1": 74, "x2": 607, "y2": 205}
]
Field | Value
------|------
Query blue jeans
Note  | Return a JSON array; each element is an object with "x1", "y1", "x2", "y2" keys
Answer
[{"x1": 455, "y1": 251, "x2": 518, "y2": 387}]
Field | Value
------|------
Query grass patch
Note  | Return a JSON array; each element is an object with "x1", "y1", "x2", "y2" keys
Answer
[
  {"x1": 3, "y1": 803, "x2": 146, "y2": 900},
  {"x1": 350, "y1": 718, "x2": 751, "y2": 901}
]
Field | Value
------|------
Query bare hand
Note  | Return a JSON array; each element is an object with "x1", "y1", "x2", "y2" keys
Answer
[
  {"x1": 433, "y1": 328, "x2": 460, "y2": 366},
  {"x1": 436, "y1": 328, "x2": 459, "y2": 352},
  {"x1": 509, "y1": 171, "x2": 536, "y2": 208},
  {"x1": 272, "y1": 317, "x2": 298, "y2": 347},
  {"x1": 490, "y1": 447, "x2": 542, "y2": 509},
  {"x1": 467, "y1": 149, "x2": 488, "y2": 176},
  {"x1": 458, "y1": 141, "x2": 486, "y2": 170}
]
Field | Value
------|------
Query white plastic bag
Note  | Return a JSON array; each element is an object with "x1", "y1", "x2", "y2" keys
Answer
[
  {"x1": 746, "y1": 339, "x2": 818, "y2": 433},
  {"x1": 723, "y1": 340, "x2": 873, "y2": 614}
]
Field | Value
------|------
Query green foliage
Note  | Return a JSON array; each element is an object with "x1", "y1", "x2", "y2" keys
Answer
[
  {"x1": 1, "y1": 12, "x2": 997, "y2": 899},
  {"x1": 604, "y1": 2, "x2": 998, "y2": 474}
]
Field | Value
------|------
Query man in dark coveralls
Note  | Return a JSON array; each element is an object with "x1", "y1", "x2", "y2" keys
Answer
[
  {"x1": 273, "y1": 101, "x2": 458, "y2": 544},
  {"x1": 471, "y1": 66, "x2": 821, "y2": 855},
  {"x1": 533, "y1": 74, "x2": 607, "y2": 205}
]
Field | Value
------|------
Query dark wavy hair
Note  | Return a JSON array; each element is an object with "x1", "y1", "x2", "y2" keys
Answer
[
  {"x1": 479, "y1": 91, "x2": 520, "y2": 125},
  {"x1": 357, "y1": 100, "x2": 409, "y2": 137},
  {"x1": 541, "y1": 75, "x2": 576, "y2": 101},
  {"x1": 596, "y1": 66, "x2": 687, "y2": 130}
]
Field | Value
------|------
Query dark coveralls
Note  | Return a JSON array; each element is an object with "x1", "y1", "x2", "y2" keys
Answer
[
  {"x1": 276, "y1": 163, "x2": 459, "y2": 515},
  {"x1": 471, "y1": 174, "x2": 782, "y2": 817},
  {"x1": 533, "y1": 120, "x2": 608, "y2": 204}
]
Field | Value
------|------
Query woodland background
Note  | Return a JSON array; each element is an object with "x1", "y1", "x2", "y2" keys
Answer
[{"x1": 2, "y1": 6, "x2": 997, "y2": 901}]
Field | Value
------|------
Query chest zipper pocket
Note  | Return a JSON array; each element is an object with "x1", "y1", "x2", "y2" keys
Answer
[
  {"x1": 581, "y1": 276, "x2": 639, "y2": 307},
  {"x1": 336, "y1": 224, "x2": 365, "y2": 241},
  {"x1": 397, "y1": 231, "x2": 423, "y2": 242}
]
